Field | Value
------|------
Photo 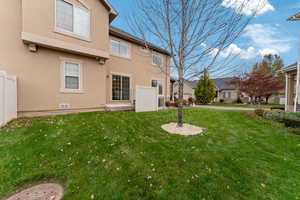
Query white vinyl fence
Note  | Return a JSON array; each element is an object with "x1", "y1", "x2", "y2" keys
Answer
[
  {"x1": 0, "y1": 71, "x2": 17, "y2": 127},
  {"x1": 135, "y1": 86, "x2": 158, "y2": 112}
]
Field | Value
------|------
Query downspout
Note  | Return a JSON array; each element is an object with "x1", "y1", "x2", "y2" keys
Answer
[
  {"x1": 294, "y1": 27, "x2": 300, "y2": 112},
  {"x1": 285, "y1": 73, "x2": 288, "y2": 112},
  {"x1": 294, "y1": 62, "x2": 300, "y2": 112}
]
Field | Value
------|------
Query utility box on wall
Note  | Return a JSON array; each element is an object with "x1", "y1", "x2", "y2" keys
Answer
[{"x1": 0, "y1": 71, "x2": 17, "y2": 127}]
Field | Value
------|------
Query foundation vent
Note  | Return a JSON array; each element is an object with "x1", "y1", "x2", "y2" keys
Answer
[{"x1": 59, "y1": 104, "x2": 70, "y2": 109}]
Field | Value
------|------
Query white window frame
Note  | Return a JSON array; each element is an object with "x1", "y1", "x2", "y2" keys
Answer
[
  {"x1": 111, "y1": 73, "x2": 132, "y2": 101},
  {"x1": 151, "y1": 79, "x2": 164, "y2": 96},
  {"x1": 60, "y1": 57, "x2": 83, "y2": 93},
  {"x1": 152, "y1": 52, "x2": 163, "y2": 66},
  {"x1": 110, "y1": 39, "x2": 131, "y2": 59},
  {"x1": 54, "y1": 0, "x2": 91, "y2": 41},
  {"x1": 151, "y1": 79, "x2": 165, "y2": 108},
  {"x1": 223, "y1": 91, "x2": 231, "y2": 99}
]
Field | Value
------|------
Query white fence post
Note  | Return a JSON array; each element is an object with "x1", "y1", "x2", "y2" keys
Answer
[
  {"x1": 0, "y1": 71, "x2": 17, "y2": 127},
  {"x1": 0, "y1": 71, "x2": 5, "y2": 126}
]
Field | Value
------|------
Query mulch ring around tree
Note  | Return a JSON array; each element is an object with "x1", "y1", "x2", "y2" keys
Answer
[
  {"x1": 2, "y1": 183, "x2": 63, "y2": 200},
  {"x1": 161, "y1": 123, "x2": 204, "y2": 136}
]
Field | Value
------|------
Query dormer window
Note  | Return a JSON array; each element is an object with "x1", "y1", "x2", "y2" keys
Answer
[{"x1": 56, "y1": 0, "x2": 90, "y2": 39}]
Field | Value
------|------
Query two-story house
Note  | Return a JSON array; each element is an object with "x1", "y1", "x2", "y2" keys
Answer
[{"x1": 0, "y1": 0, "x2": 171, "y2": 116}]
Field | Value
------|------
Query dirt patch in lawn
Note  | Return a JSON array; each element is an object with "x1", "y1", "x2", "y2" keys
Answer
[
  {"x1": 161, "y1": 123, "x2": 203, "y2": 136},
  {"x1": 3, "y1": 183, "x2": 63, "y2": 200}
]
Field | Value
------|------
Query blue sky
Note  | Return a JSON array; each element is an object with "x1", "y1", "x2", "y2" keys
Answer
[{"x1": 110, "y1": 0, "x2": 300, "y2": 69}]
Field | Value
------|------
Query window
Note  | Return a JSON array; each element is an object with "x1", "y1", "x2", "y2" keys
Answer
[
  {"x1": 56, "y1": 0, "x2": 90, "y2": 38},
  {"x1": 152, "y1": 80, "x2": 163, "y2": 95},
  {"x1": 112, "y1": 75, "x2": 130, "y2": 100},
  {"x1": 152, "y1": 53, "x2": 163, "y2": 66},
  {"x1": 110, "y1": 40, "x2": 130, "y2": 58},
  {"x1": 223, "y1": 92, "x2": 231, "y2": 99},
  {"x1": 63, "y1": 61, "x2": 81, "y2": 90}
]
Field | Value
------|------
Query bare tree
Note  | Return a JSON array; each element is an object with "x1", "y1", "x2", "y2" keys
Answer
[{"x1": 129, "y1": 0, "x2": 262, "y2": 127}]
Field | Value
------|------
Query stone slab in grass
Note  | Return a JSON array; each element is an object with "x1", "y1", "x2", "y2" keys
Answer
[
  {"x1": 4, "y1": 183, "x2": 63, "y2": 200},
  {"x1": 161, "y1": 123, "x2": 203, "y2": 136}
]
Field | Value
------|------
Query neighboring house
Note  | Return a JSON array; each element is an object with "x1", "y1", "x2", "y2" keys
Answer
[
  {"x1": 213, "y1": 78, "x2": 242, "y2": 103},
  {"x1": 171, "y1": 78, "x2": 242, "y2": 103},
  {"x1": 0, "y1": 0, "x2": 171, "y2": 116},
  {"x1": 282, "y1": 63, "x2": 298, "y2": 112},
  {"x1": 283, "y1": 12, "x2": 300, "y2": 112},
  {"x1": 172, "y1": 80, "x2": 195, "y2": 100}
]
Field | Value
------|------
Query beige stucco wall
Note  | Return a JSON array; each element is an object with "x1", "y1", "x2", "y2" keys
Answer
[
  {"x1": 0, "y1": 0, "x2": 170, "y2": 116},
  {"x1": 106, "y1": 36, "x2": 170, "y2": 104},
  {"x1": 22, "y1": 0, "x2": 110, "y2": 52}
]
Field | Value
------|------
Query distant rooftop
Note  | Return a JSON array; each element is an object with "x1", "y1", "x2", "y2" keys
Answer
[
  {"x1": 188, "y1": 77, "x2": 236, "y2": 90},
  {"x1": 282, "y1": 63, "x2": 297, "y2": 72},
  {"x1": 288, "y1": 11, "x2": 300, "y2": 21},
  {"x1": 213, "y1": 78, "x2": 236, "y2": 90}
]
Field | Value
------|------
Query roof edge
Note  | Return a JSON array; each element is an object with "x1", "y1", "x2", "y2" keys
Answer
[
  {"x1": 109, "y1": 26, "x2": 171, "y2": 56},
  {"x1": 282, "y1": 63, "x2": 298, "y2": 72},
  {"x1": 100, "y1": 0, "x2": 118, "y2": 22},
  {"x1": 288, "y1": 11, "x2": 300, "y2": 21}
]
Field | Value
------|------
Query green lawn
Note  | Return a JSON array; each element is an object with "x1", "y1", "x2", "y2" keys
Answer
[
  {"x1": 211, "y1": 103, "x2": 284, "y2": 109},
  {"x1": 0, "y1": 109, "x2": 300, "y2": 200}
]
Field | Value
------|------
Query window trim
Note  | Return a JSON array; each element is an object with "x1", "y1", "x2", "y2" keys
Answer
[
  {"x1": 60, "y1": 57, "x2": 83, "y2": 93},
  {"x1": 110, "y1": 39, "x2": 131, "y2": 59},
  {"x1": 151, "y1": 79, "x2": 165, "y2": 108},
  {"x1": 223, "y1": 91, "x2": 231, "y2": 99},
  {"x1": 111, "y1": 72, "x2": 132, "y2": 101},
  {"x1": 54, "y1": 0, "x2": 92, "y2": 42},
  {"x1": 152, "y1": 52, "x2": 163, "y2": 67},
  {"x1": 151, "y1": 79, "x2": 164, "y2": 96}
]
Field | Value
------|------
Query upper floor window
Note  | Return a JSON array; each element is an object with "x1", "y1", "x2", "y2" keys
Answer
[
  {"x1": 152, "y1": 53, "x2": 163, "y2": 66},
  {"x1": 110, "y1": 40, "x2": 130, "y2": 58},
  {"x1": 56, "y1": 0, "x2": 90, "y2": 38}
]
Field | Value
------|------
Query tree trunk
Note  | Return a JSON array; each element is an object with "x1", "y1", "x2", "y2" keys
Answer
[
  {"x1": 177, "y1": 77, "x2": 184, "y2": 127},
  {"x1": 266, "y1": 96, "x2": 269, "y2": 104}
]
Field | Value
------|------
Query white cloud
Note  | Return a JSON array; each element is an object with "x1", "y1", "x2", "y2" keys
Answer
[
  {"x1": 244, "y1": 24, "x2": 293, "y2": 56},
  {"x1": 222, "y1": 0, "x2": 274, "y2": 16},
  {"x1": 204, "y1": 23, "x2": 295, "y2": 60},
  {"x1": 221, "y1": 44, "x2": 257, "y2": 59},
  {"x1": 209, "y1": 44, "x2": 256, "y2": 60},
  {"x1": 258, "y1": 48, "x2": 279, "y2": 57}
]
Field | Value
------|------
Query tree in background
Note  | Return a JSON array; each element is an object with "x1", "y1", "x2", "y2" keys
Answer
[
  {"x1": 230, "y1": 71, "x2": 284, "y2": 104},
  {"x1": 195, "y1": 69, "x2": 216, "y2": 104},
  {"x1": 253, "y1": 54, "x2": 285, "y2": 82},
  {"x1": 129, "y1": 0, "x2": 258, "y2": 126}
]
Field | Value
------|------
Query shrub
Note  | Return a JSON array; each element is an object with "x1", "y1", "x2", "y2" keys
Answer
[
  {"x1": 165, "y1": 101, "x2": 178, "y2": 107},
  {"x1": 183, "y1": 99, "x2": 188, "y2": 106},
  {"x1": 254, "y1": 109, "x2": 264, "y2": 117},
  {"x1": 194, "y1": 69, "x2": 215, "y2": 104},
  {"x1": 165, "y1": 101, "x2": 171, "y2": 107},
  {"x1": 188, "y1": 97, "x2": 194, "y2": 105},
  {"x1": 220, "y1": 99, "x2": 224, "y2": 103},
  {"x1": 263, "y1": 110, "x2": 300, "y2": 128},
  {"x1": 236, "y1": 97, "x2": 243, "y2": 104}
]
